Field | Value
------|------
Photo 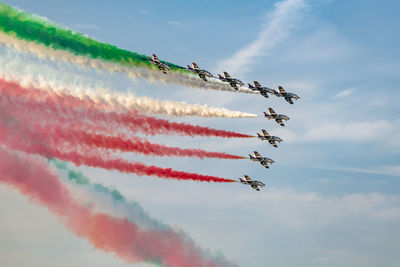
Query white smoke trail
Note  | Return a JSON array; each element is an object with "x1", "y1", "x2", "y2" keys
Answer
[
  {"x1": 0, "y1": 31, "x2": 257, "y2": 94},
  {"x1": 0, "y1": 45, "x2": 257, "y2": 118}
]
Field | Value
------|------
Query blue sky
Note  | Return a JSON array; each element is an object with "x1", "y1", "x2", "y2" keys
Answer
[{"x1": 0, "y1": 0, "x2": 400, "y2": 266}]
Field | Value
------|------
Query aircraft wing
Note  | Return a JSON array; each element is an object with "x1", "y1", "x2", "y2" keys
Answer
[
  {"x1": 285, "y1": 97, "x2": 294, "y2": 104},
  {"x1": 254, "y1": 151, "x2": 261, "y2": 158},
  {"x1": 269, "y1": 140, "x2": 278, "y2": 148},
  {"x1": 224, "y1": 72, "x2": 231, "y2": 78},
  {"x1": 276, "y1": 119, "x2": 285, "y2": 126},
  {"x1": 260, "y1": 161, "x2": 269, "y2": 168},
  {"x1": 260, "y1": 91, "x2": 269, "y2": 98},
  {"x1": 262, "y1": 129, "x2": 270, "y2": 137},
  {"x1": 199, "y1": 73, "x2": 207, "y2": 81},
  {"x1": 254, "y1": 81, "x2": 261, "y2": 88},
  {"x1": 162, "y1": 63, "x2": 171, "y2": 70},
  {"x1": 229, "y1": 82, "x2": 238, "y2": 90},
  {"x1": 251, "y1": 184, "x2": 260, "y2": 191}
]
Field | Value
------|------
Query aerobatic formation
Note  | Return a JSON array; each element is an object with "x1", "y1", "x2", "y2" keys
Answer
[{"x1": 0, "y1": 2, "x2": 300, "y2": 266}]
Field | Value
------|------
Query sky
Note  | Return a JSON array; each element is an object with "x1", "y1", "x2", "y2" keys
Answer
[{"x1": 0, "y1": 0, "x2": 400, "y2": 266}]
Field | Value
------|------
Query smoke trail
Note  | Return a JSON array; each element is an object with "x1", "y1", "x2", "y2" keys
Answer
[
  {"x1": 0, "y1": 49, "x2": 257, "y2": 118},
  {"x1": 0, "y1": 147, "x2": 237, "y2": 267},
  {"x1": 6, "y1": 102, "x2": 245, "y2": 160},
  {"x1": 40, "y1": 126, "x2": 245, "y2": 160},
  {"x1": 50, "y1": 159, "x2": 169, "y2": 230},
  {"x1": 0, "y1": 48, "x2": 257, "y2": 118},
  {"x1": 0, "y1": 3, "x2": 257, "y2": 94},
  {"x1": 0, "y1": 110, "x2": 236, "y2": 183},
  {"x1": 0, "y1": 78, "x2": 254, "y2": 138}
]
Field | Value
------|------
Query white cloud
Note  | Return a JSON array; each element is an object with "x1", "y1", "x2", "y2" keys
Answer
[
  {"x1": 2, "y1": 166, "x2": 400, "y2": 267},
  {"x1": 114, "y1": 179, "x2": 400, "y2": 266},
  {"x1": 303, "y1": 120, "x2": 395, "y2": 142},
  {"x1": 275, "y1": 119, "x2": 400, "y2": 144},
  {"x1": 325, "y1": 165, "x2": 400, "y2": 178},
  {"x1": 279, "y1": 25, "x2": 357, "y2": 64},
  {"x1": 333, "y1": 89, "x2": 353, "y2": 99},
  {"x1": 233, "y1": 188, "x2": 399, "y2": 228},
  {"x1": 216, "y1": 0, "x2": 307, "y2": 76},
  {"x1": 167, "y1": 20, "x2": 183, "y2": 28}
]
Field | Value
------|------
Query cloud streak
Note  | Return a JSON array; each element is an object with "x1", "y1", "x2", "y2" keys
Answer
[{"x1": 216, "y1": 0, "x2": 307, "y2": 76}]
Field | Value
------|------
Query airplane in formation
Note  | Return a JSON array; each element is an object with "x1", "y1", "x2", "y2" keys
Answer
[
  {"x1": 257, "y1": 129, "x2": 283, "y2": 148},
  {"x1": 264, "y1": 107, "x2": 289, "y2": 127},
  {"x1": 147, "y1": 54, "x2": 171, "y2": 74},
  {"x1": 239, "y1": 175, "x2": 265, "y2": 191},
  {"x1": 248, "y1": 81, "x2": 276, "y2": 98},
  {"x1": 187, "y1": 62, "x2": 214, "y2": 81},
  {"x1": 275, "y1": 86, "x2": 300, "y2": 104},
  {"x1": 144, "y1": 54, "x2": 301, "y2": 192},
  {"x1": 218, "y1": 72, "x2": 244, "y2": 90},
  {"x1": 249, "y1": 151, "x2": 274, "y2": 169}
]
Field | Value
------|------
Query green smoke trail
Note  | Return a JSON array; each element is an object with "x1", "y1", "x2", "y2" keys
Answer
[
  {"x1": 0, "y1": 2, "x2": 185, "y2": 73},
  {"x1": 49, "y1": 160, "x2": 231, "y2": 266},
  {"x1": 49, "y1": 159, "x2": 168, "y2": 230}
]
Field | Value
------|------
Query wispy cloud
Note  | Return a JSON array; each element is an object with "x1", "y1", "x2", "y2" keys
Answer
[
  {"x1": 333, "y1": 88, "x2": 353, "y2": 99},
  {"x1": 167, "y1": 20, "x2": 184, "y2": 29},
  {"x1": 276, "y1": 119, "x2": 400, "y2": 144},
  {"x1": 216, "y1": 0, "x2": 307, "y2": 76},
  {"x1": 324, "y1": 165, "x2": 400, "y2": 177}
]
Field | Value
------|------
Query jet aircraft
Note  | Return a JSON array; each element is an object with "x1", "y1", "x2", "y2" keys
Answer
[
  {"x1": 218, "y1": 72, "x2": 244, "y2": 90},
  {"x1": 147, "y1": 54, "x2": 171, "y2": 74},
  {"x1": 187, "y1": 62, "x2": 213, "y2": 81},
  {"x1": 249, "y1": 151, "x2": 275, "y2": 169},
  {"x1": 275, "y1": 86, "x2": 300, "y2": 104},
  {"x1": 239, "y1": 175, "x2": 265, "y2": 191},
  {"x1": 256, "y1": 129, "x2": 283, "y2": 148},
  {"x1": 248, "y1": 81, "x2": 277, "y2": 98},
  {"x1": 264, "y1": 107, "x2": 290, "y2": 127}
]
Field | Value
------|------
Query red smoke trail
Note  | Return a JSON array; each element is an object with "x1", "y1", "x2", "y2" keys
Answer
[
  {"x1": 30, "y1": 124, "x2": 245, "y2": 160},
  {"x1": 0, "y1": 112, "x2": 236, "y2": 183},
  {"x1": 0, "y1": 146, "x2": 236, "y2": 267},
  {"x1": 0, "y1": 79, "x2": 253, "y2": 138},
  {"x1": 0, "y1": 94, "x2": 244, "y2": 159},
  {"x1": 0, "y1": 79, "x2": 245, "y2": 159}
]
